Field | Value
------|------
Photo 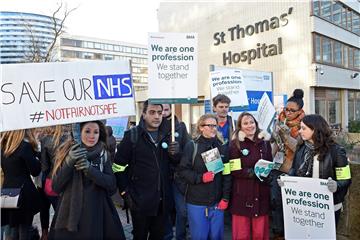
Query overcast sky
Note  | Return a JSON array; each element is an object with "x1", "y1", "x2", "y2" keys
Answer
[{"x1": 0, "y1": 0, "x2": 161, "y2": 45}]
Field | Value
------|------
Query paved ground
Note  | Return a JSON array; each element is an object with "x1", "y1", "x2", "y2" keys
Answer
[{"x1": 33, "y1": 192, "x2": 232, "y2": 239}]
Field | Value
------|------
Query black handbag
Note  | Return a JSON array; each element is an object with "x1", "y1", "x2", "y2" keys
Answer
[{"x1": 1, "y1": 187, "x2": 22, "y2": 208}]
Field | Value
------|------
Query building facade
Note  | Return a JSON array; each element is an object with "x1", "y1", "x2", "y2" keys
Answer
[
  {"x1": 0, "y1": 11, "x2": 60, "y2": 63},
  {"x1": 158, "y1": 1, "x2": 360, "y2": 131},
  {"x1": 59, "y1": 34, "x2": 148, "y2": 93}
]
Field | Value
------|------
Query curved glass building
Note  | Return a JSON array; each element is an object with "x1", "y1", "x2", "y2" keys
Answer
[{"x1": 0, "y1": 11, "x2": 60, "y2": 64}]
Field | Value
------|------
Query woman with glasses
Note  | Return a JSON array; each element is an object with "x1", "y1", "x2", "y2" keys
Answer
[
  {"x1": 271, "y1": 89, "x2": 305, "y2": 239},
  {"x1": 229, "y1": 112, "x2": 272, "y2": 240},
  {"x1": 179, "y1": 114, "x2": 231, "y2": 240}
]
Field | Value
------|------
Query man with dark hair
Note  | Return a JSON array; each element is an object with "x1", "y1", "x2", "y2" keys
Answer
[
  {"x1": 162, "y1": 104, "x2": 190, "y2": 240},
  {"x1": 212, "y1": 94, "x2": 234, "y2": 144},
  {"x1": 114, "y1": 100, "x2": 179, "y2": 239}
]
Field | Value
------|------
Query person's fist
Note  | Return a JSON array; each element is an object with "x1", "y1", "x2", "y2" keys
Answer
[
  {"x1": 217, "y1": 199, "x2": 228, "y2": 210},
  {"x1": 202, "y1": 171, "x2": 214, "y2": 183},
  {"x1": 65, "y1": 144, "x2": 87, "y2": 167},
  {"x1": 327, "y1": 177, "x2": 337, "y2": 193},
  {"x1": 168, "y1": 141, "x2": 180, "y2": 156}
]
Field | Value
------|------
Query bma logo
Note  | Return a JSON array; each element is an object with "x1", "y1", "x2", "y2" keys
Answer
[{"x1": 93, "y1": 74, "x2": 133, "y2": 100}]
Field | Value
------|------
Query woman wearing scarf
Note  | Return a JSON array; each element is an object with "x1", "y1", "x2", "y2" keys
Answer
[
  {"x1": 49, "y1": 121, "x2": 125, "y2": 240},
  {"x1": 271, "y1": 89, "x2": 305, "y2": 239},
  {"x1": 229, "y1": 112, "x2": 272, "y2": 240},
  {"x1": 288, "y1": 114, "x2": 351, "y2": 226}
]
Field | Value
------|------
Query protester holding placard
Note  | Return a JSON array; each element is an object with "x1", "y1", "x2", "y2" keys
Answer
[
  {"x1": 229, "y1": 112, "x2": 272, "y2": 240},
  {"x1": 286, "y1": 114, "x2": 351, "y2": 226},
  {"x1": 1, "y1": 129, "x2": 42, "y2": 240},
  {"x1": 270, "y1": 89, "x2": 305, "y2": 239},
  {"x1": 162, "y1": 104, "x2": 191, "y2": 240},
  {"x1": 179, "y1": 114, "x2": 231, "y2": 240},
  {"x1": 50, "y1": 121, "x2": 125, "y2": 240},
  {"x1": 212, "y1": 94, "x2": 234, "y2": 145}
]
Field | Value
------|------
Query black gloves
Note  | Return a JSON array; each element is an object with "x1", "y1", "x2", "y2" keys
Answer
[
  {"x1": 168, "y1": 141, "x2": 180, "y2": 156},
  {"x1": 121, "y1": 191, "x2": 138, "y2": 211},
  {"x1": 74, "y1": 157, "x2": 90, "y2": 173},
  {"x1": 65, "y1": 144, "x2": 87, "y2": 167}
]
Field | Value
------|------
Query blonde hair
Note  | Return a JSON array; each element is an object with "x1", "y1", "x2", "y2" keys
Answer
[
  {"x1": 1, "y1": 129, "x2": 38, "y2": 157},
  {"x1": 52, "y1": 139, "x2": 75, "y2": 177},
  {"x1": 42, "y1": 125, "x2": 66, "y2": 147},
  {"x1": 194, "y1": 114, "x2": 224, "y2": 143}
]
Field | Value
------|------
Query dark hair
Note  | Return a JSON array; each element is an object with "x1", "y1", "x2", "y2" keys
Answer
[
  {"x1": 301, "y1": 114, "x2": 335, "y2": 161},
  {"x1": 287, "y1": 89, "x2": 304, "y2": 109},
  {"x1": 142, "y1": 100, "x2": 163, "y2": 114},
  {"x1": 212, "y1": 94, "x2": 231, "y2": 107},
  {"x1": 80, "y1": 121, "x2": 108, "y2": 147}
]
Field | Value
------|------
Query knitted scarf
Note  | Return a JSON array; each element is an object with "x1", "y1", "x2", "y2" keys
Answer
[
  {"x1": 54, "y1": 142, "x2": 104, "y2": 232},
  {"x1": 278, "y1": 109, "x2": 305, "y2": 138},
  {"x1": 296, "y1": 141, "x2": 315, "y2": 177}
]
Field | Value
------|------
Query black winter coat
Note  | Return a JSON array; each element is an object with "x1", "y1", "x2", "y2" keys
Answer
[
  {"x1": 50, "y1": 149, "x2": 125, "y2": 240},
  {"x1": 290, "y1": 143, "x2": 351, "y2": 205},
  {"x1": 1, "y1": 141, "x2": 41, "y2": 226},
  {"x1": 179, "y1": 136, "x2": 231, "y2": 206},
  {"x1": 114, "y1": 119, "x2": 175, "y2": 216}
]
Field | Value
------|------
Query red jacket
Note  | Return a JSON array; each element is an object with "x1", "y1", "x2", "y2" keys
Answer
[{"x1": 229, "y1": 135, "x2": 272, "y2": 217}]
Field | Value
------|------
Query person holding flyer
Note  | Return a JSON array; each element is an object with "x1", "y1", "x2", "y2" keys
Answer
[
  {"x1": 229, "y1": 112, "x2": 272, "y2": 240},
  {"x1": 284, "y1": 114, "x2": 351, "y2": 227},
  {"x1": 179, "y1": 114, "x2": 231, "y2": 240}
]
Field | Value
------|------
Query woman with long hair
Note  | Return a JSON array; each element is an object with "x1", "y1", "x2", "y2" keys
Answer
[
  {"x1": 229, "y1": 112, "x2": 272, "y2": 240},
  {"x1": 287, "y1": 114, "x2": 351, "y2": 226},
  {"x1": 271, "y1": 89, "x2": 305, "y2": 239},
  {"x1": 49, "y1": 121, "x2": 125, "y2": 240},
  {"x1": 1, "y1": 129, "x2": 42, "y2": 240},
  {"x1": 38, "y1": 125, "x2": 69, "y2": 239},
  {"x1": 179, "y1": 114, "x2": 231, "y2": 240}
]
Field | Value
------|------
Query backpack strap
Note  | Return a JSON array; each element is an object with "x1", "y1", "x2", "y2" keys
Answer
[{"x1": 192, "y1": 140, "x2": 198, "y2": 167}]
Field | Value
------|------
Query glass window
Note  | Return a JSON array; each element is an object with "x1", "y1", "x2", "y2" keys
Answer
[
  {"x1": 343, "y1": 46, "x2": 348, "y2": 68},
  {"x1": 321, "y1": 1, "x2": 332, "y2": 21},
  {"x1": 334, "y1": 42, "x2": 342, "y2": 65},
  {"x1": 353, "y1": 12, "x2": 360, "y2": 35},
  {"x1": 315, "y1": 35, "x2": 321, "y2": 61},
  {"x1": 114, "y1": 45, "x2": 120, "y2": 51},
  {"x1": 94, "y1": 42, "x2": 102, "y2": 49},
  {"x1": 349, "y1": 48, "x2": 354, "y2": 68},
  {"x1": 347, "y1": 11, "x2": 352, "y2": 31},
  {"x1": 328, "y1": 100, "x2": 341, "y2": 124},
  {"x1": 354, "y1": 49, "x2": 360, "y2": 69},
  {"x1": 322, "y1": 38, "x2": 332, "y2": 63},
  {"x1": 313, "y1": 0, "x2": 320, "y2": 15},
  {"x1": 315, "y1": 88, "x2": 342, "y2": 125},
  {"x1": 332, "y1": 2, "x2": 342, "y2": 25},
  {"x1": 341, "y1": 8, "x2": 347, "y2": 28}
]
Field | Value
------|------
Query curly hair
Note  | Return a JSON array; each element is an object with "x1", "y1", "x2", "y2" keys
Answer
[{"x1": 301, "y1": 114, "x2": 335, "y2": 161}]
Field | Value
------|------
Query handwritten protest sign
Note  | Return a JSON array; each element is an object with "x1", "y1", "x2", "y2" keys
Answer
[
  {"x1": 0, "y1": 60, "x2": 135, "y2": 131},
  {"x1": 148, "y1": 32, "x2": 198, "y2": 104},
  {"x1": 280, "y1": 176, "x2": 336, "y2": 240},
  {"x1": 210, "y1": 69, "x2": 248, "y2": 109}
]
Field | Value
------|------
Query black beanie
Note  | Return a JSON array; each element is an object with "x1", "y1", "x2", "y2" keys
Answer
[{"x1": 287, "y1": 89, "x2": 304, "y2": 109}]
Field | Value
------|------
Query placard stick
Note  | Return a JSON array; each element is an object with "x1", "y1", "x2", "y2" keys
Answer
[{"x1": 171, "y1": 104, "x2": 175, "y2": 142}]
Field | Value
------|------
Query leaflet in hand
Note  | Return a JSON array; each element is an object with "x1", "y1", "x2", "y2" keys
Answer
[{"x1": 201, "y1": 148, "x2": 224, "y2": 174}]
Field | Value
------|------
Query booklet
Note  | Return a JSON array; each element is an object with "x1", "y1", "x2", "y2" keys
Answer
[{"x1": 201, "y1": 148, "x2": 224, "y2": 174}]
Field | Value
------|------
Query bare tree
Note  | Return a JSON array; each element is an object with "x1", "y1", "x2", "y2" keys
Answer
[{"x1": 22, "y1": 2, "x2": 76, "y2": 62}]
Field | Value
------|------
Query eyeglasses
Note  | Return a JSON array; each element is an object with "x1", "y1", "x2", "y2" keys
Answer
[
  {"x1": 285, "y1": 108, "x2": 299, "y2": 113},
  {"x1": 201, "y1": 124, "x2": 217, "y2": 128}
]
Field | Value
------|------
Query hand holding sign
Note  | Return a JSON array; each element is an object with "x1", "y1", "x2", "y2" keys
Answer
[{"x1": 254, "y1": 159, "x2": 275, "y2": 181}]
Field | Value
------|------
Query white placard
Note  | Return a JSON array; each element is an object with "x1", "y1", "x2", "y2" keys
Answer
[
  {"x1": 210, "y1": 69, "x2": 248, "y2": 108},
  {"x1": 148, "y1": 32, "x2": 198, "y2": 104},
  {"x1": 281, "y1": 176, "x2": 336, "y2": 240},
  {"x1": 257, "y1": 92, "x2": 276, "y2": 130},
  {"x1": 0, "y1": 60, "x2": 135, "y2": 131}
]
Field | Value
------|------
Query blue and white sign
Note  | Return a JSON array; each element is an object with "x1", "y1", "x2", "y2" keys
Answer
[
  {"x1": 0, "y1": 60, "x2": 135, "y2": 131},
  {"x1": 106, "y1": 117, "x2": 129, "y2": 140},
  {"x1": 214, "y1": 66, "x2": 273, "y2": 120}
]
